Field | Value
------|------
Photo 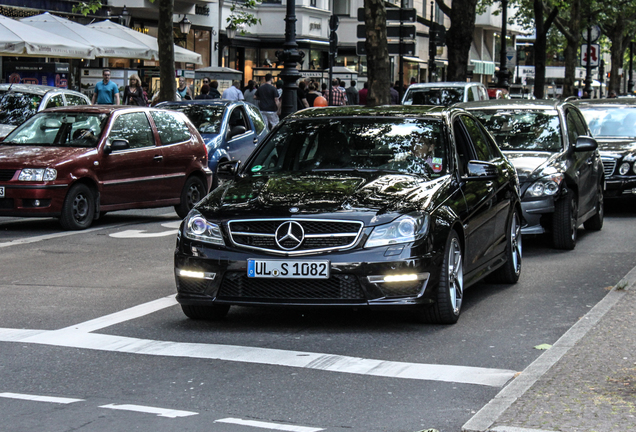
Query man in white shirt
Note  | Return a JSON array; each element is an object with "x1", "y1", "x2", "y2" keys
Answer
[{"x1": 222, "y1": 80, "x2": 245, "y2": 101}]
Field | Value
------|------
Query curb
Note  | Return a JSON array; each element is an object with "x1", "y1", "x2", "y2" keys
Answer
[{"x1": 461, "y1": 265, "x2": 636, "y2": 432}]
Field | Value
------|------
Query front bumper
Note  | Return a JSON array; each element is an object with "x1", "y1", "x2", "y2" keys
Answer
[
  {"x1": 0, "y1": 183, "x2": 68, "y2": 217},
  {"x1": 174, "y1": 238, "x2": 442, "y2": 309},
  {"x1": 605, "y1": 177, "x2": 636, "y2": 198},
  {"x1": 520, "y1": 197, "x2": 555, "y2": 235}
]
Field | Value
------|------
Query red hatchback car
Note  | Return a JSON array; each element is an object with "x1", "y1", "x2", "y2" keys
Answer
[{"x1": 0, "y1": 105, "x2": 212, "y2": 229}]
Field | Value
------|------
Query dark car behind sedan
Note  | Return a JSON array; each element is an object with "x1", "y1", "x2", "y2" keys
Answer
[
  {"x1": 0, "y1": 105, "x2": 212, "y2": 229},
  {"x1": 574, "y1": 99, "x2": 636, "y2": 199},
  {"x1": 457, "y1": 99, "x2": 604, "y2": 250},
  {"x1": 174, "y1": 105, "x2": 522, "y2": 324}
]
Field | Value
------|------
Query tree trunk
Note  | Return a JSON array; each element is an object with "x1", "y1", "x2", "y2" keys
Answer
[
  {"x1": 560, "y1": 0, "x2": 581, "y2": 98},
  {"x1": 444, "y1": 0, "x2": 478, "y2": 81},
  {"x1": 607, "y1": 16, "x2": 627, "y2": 95},
  {"x1": 364, "y1": 0, "x2": 390, "y2": 106},
  {"x1": 533, "y1": 1, "x2": 558, "y2": 99},
  {"x1": 158, "y1": 0, "x2": 176, "y2": 103}
]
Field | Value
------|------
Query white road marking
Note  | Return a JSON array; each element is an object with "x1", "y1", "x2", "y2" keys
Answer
[
  {"x1": 109, "y1": 221, "x2": 181, "y2": 238},
  {"x1": 99, "y1": 403, "x2": 197, "y2": 418},
  {"x1": 0, "y1": 225, "x2": 112, "y2": 248},
  {"x1": 215, "y1": 418, "x2": 324, "y2": 432},
  {"x1": 0, "y1": 392, "x2": 84, "y2": 404}
]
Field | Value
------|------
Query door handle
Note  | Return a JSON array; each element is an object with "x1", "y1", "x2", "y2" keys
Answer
[
  {"x1": 253, "y1": 138, "x2": 259, "y2": 144},
  {"x1": 153, "y1": 155, "x2": 163, "y2": 162},
  {"x1": 486, "y1": 181, "x2": 494, "y2": 193}
]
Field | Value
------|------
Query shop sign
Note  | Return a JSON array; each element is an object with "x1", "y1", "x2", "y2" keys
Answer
[{"x1": 196, "y1": 4, "x2": 210, "y2": 16}]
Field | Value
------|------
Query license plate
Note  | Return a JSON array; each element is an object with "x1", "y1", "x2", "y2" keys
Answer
[
  {"x1": 247, "y1": 259, "x2": 330, "y2": 279},
  {"x1": 0, "y1": 186, "x2": 4, "y2": 198}
]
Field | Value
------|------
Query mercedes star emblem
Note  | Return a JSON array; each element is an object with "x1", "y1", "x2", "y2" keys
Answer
[{"x1": 275, "y1": 221, "x2": 305, "y2": 250}]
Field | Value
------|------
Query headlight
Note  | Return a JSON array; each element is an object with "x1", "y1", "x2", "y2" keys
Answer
[
  {"x1": 18, "y1": 168, "x2": 57, "y2": 181},
  {"x1": 525, "y1": 173, "x2": 564, "y2": 197},
  {"x1": 619, "y1": 162, "x2": 630, "y2": 175},
  {"x1": 184, "y1": 210, "x2": 224, "y2": 245},
  {"x1": 365, "y1": 214, "x2": 429, "y2": 248}
]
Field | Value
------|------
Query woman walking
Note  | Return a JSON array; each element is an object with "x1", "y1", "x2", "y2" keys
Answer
[{"x1": 122, "y1": 74, "x2": 146, "y2": 106}]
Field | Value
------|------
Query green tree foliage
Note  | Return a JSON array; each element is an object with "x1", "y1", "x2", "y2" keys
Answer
[{"x1": 226, "y1": 0, "x2": 262, "y2": 35}]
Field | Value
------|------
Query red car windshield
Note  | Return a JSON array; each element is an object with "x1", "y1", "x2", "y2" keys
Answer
[{"x1": 4, "y1": 112, "x2": 108, "y2": 147}]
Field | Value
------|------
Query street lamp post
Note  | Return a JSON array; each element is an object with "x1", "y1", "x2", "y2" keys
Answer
[
  {"x1": 628, "y1": 42, "x2": 634, "y2": 94},
  {"x1": 275, "y1": 0, "x2": 305, "y2": 119},
  {"x1": 583, "y1": 27, "x2": 593, "y2": 98},
  {"x1": 496, "y1": 0, "x2": 509, "y2": 88}
]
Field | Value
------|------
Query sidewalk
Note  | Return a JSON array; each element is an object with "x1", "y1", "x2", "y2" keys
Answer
[{"x1": 462, "y1": 265, "x2": 636, "y2": 432}]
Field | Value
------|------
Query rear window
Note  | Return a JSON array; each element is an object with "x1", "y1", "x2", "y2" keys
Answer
[
  {"x1": 0, "y1": 91, "x2": 43, "y2": 126},
  {"x1": 150, "y1": 111, "x2": 192, "y2": 145},
  {"x1": 403, "y1": 88, "x2": 464, "y2": 106}
]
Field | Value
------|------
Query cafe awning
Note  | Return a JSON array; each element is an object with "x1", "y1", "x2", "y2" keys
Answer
[{"x1": 88, "y1": 20, "x2": 202, "y2": 65}]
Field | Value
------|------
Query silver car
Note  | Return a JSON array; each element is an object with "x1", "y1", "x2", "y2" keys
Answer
[
  {"x1": 0, "y1": 84, "x2": 91, "y2": 138},
  {"x1": 402, "y1": 82, "x2": 489, "y2": 106}
]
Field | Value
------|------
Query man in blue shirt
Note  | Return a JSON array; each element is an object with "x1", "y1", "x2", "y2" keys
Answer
[{"x1": 92, "y1": 69, "x2": 120, "y2": 105}]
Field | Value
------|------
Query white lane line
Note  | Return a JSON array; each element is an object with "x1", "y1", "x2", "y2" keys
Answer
[
  {"x1": 109, "y1": 220, "x2": 181, "y2": 238},
  {"x1": 215, "y1": 417, "x2": 324, "y2": 432},
  {"x1": 59, "y1": 295, "x2": 178, "y2": 333},
  {"x1": 0, "y1": 225, "x2": 112, "y2": 248},
  {"x1": 99, "y1": 403, "x2": 197, "y2": 418},
  {"x1": 0, "y1": 327, "x2": 516, "y2": 387},
  {"x1": 0, "y1": 392, "x2": 84, "y2": 404}
]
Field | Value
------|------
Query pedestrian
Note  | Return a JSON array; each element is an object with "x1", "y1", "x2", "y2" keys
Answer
[
  {"x1": 91, "y1": 69, "x2": 120, "y2": 105},
  {"x1": 195, "y1": 84, "x2": 214, "y2": 100},
  {"x1": 346, "y1": 80, "x2": 359, "y2": 105},
  {"x1": 177, "y1": 77, "x2": 193, "y2": 100},
  {"x1": 209, "y1": 80, "x2": 221, "y2": 99},
  {"x1": 275, "y1": 80, "x2": 283, "y2": 98},
  {"x1": 222, "y1": 80, "x2": 245, "y2": 101},
  {"x1": 390, "y1": 84, "x2": 400, "y2": 104},
  {"x1": 297, "y1": 81, "x2": 309, "y2": 109},
  {"x1": 306, "y1": 82, "x2": 322, "y2": 107},
  {"x1": 244, "y1": 80, "x2": 258, "y2": 106},
  {"x1": 321, "y1": 82, "x2": 328, "y2": 95},
  {"x1": 358, "y1": 82, "x2": 368, "y2": 106},
  {"x1": 122, "y1": 73, "x2": 146, "y2": 106},
  {"x1": 609, "y1": 90, "x2": 617, "y2": 98},
  {"x1": 255, "y1": 72, "x2": 280, "y2": 129},
  {"x1": 324, "y1": 78, "x2": 347, "y2": 106}
]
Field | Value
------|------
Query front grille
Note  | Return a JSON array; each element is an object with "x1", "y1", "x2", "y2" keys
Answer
[
  {"x1": 0, "y1": 169, "x2": 16, "y2": 181},
  {"x1": 601, "y1": 157, "x2": 617, "y2": 177},
  {"x1": 176, "y1": 277, "x2": 212, "y2": 294},
  {"x1": 228, "y1": 218, "x2": 364, "y2": 254},
  {"x1": 217, "y1": 271, "x2": 366, "y2": 302}
]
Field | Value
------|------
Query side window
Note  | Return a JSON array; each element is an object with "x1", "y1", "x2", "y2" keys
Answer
[
  {"x1": 109, "y1": 112, "x2": 155, "y2": 149},
  {"x1": 245, "y1": 103, "x2": 266, "y2": 134},
  {"x1": 466, "y1": 87, "x2": 476, "y2": 101},
  {"x1": 477, "y1": 122, "x2": 503, "y2": 158},
  {"x1": 453, "y1": 120, "x2": 475, "y2": 176},
  {"x1": 150, "y1": 111, "x2": 191, "y2": 145},
  {"x1": 461, "y1": 115, "x2": 495, "y2": 161},
  {"x1": 65, "y1": 94, "x2": 88, "y2": 106},
  {"x1": 565, "y1": 110, "x2": 580, "y2": 146},
  {"x1": 573, "y1": 110, "x2": 589, "y2": 137},
  {"x1": 227, "y1": 107, "x2": 250, "y2": 135},
  {"x1": 45, "y1": 95, "x2": 64, "y2": 109}
]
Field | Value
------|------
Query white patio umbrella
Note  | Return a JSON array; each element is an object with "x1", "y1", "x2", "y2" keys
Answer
[
  {"x1": 88, "y1": 20, "x2": 202, "y2": 64},
  {"x1": 0, "y1": 14, "x2": 94, "y2": 59},
  {"x1": 20, "y1": 13, "x2": 153, "y2": 60}
]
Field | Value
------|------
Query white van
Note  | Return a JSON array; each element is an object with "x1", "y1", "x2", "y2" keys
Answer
[{"x1": 402, "y1": 82, "x2": 489, "y2": 106}]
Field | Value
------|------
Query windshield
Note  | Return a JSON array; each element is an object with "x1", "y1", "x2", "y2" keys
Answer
[
  {"x1": 579, "y1": 106, "x2": 636, "y2": 138},
  {"x1": 4, "y1": 112, "x2": 108, "y2": 147},
  {"x1": 162, "y1": 104, "x2": 224, "y2": 134},
  {"x1": 403, "y1": 88, "x2": 464, "y2": 106},
  {"x1": 0, "y1": 91, "x2": 43, "y2": 125},
  {"x1": 246, "y1": 117, "x2": 448, "y2": 177},
  {"x1": 470, "y1": 109, "x2": 562, "y2": 152}
]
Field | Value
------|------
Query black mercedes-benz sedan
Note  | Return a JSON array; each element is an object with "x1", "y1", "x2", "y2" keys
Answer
[
  {"x1": 174, "y1": 106, "x2": 522, "y2": 324},
  {"x1": 574, "y1": 98, "x2": 636, "y2": 198},
  {"x1": 458, "y1": 99, "x2": 604, "y2": 250}
]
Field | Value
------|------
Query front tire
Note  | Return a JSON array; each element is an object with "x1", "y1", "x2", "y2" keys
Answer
[
  {"x1": 552, "y1": 191, "x2": 578, "y2": 250},
  {"x1": 60, "y1": 183, "x2": 95, "y2": 230},
  {"x1": 175, "y1": 176, "x2": 207, "y2": 219},
  {"x1": 489, "y1": 209, "x2": 522, "y2": 283},
  {"x1": 420, "y1": 230, "x2": 464, "y2": 324},
  {"x1": 583, "y1": 182, "x2": 604, "y2": 231},
  {"x1": 181, "y1": 304, "x2": 230, "y2": 320}
]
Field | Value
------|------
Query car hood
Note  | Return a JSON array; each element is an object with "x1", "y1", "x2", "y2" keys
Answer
[
  {"x1": 0, "y1": 124, "x2": 17, "y2": 138},
  {"x1": 197, "y1": 171, "x2": 450, "y2": 225},
  {"x1": 595, "y1": 138, "x2": 636, "y2": 157},
  {"x1": 0, "y1": 145, "x2": 92, "y2": 168},
  {"x1": 503, "y1": 151, "x2": 562, "y2": 183}
]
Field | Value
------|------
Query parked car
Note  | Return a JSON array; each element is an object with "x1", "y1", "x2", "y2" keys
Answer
[
  {"x1": 458, "y1": 99, "x2": 604, "y2": 249},
  {"x1": 575, "y1": 99, "x2": 636, "y2": 199},
  {"x1": 0, "y1": 84, "x2": 91, "y2": 138},
  {"x1": 402, "y1": 82, "x2": 489, "y2": 106},
  {"x1": 157, "y1": 100, "x2": 268, "y2": 187},
  {"x1": 0, "y1": 106, "x2": 212, "y2": 230},
  {"x1": 174, "y1": 105, "x2": 522, "y2": 324}
]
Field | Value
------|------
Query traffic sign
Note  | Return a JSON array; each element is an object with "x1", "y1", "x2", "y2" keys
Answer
[
  {"x1": 356, "y1": 24, "x2": 416, "y2": 39},
  {"x1": 581, "y1": 44, "x2": 600, "y2": 67},
  {"x1": 506, "y1": 46, "x2": 516, "y2": 68},
  {"x1": 356, "y1": 41, "x2": 415, "y2": 56},
  {"x1": 357, "y1": 8, "x2": 416, "y2": 23}
]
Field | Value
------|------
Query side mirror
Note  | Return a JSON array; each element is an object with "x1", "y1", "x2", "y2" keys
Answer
[
  {"x1": 217, "y1": 160, "x2": 240, "y2": 180},
  {"x1": 466, "y1": 160, "x2": 498, "y2": 180},
  {"x1": 574, "y1": 135, "x2": 598, "y2": 152},
  {"x1": 227, "y1": 125, "x2": 246, "y2": 140},
  {"x1": 104, "y1": 139, "x2": 129, "y2": 155}
]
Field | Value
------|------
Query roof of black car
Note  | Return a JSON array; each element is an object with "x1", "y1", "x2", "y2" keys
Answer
[
  {"x1": 288, "y1": 105, "x2": 450, "y2": 119},
  {"x1": 456, "y1": 99, "x2": 564, "y2": 111}
]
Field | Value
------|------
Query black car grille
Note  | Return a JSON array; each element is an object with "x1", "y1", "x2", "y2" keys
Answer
[
  {"x1": 601, "y1": 157, "x2": 617, "y2": 177},
  {"x1": 176, "y1": 277, "x2": 213, "y2": 294},
  {"x1": 0, "y1": 169, "x2": 16, "y2": 181},
  {"x1": 228, "y1": 219, "x2": 363, "y2": 254},
  {"x1": 217, "y1": 272, "x2": 366, "y2": 302}
]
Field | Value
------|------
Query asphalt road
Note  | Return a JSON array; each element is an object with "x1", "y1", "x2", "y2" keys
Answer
[{"x1": 1, "y1": 199, "x2": 635, "y2": 432}]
